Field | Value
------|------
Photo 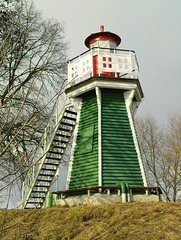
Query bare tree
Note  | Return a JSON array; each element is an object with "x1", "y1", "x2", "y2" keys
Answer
[
  {"x1": 136, "y1": 112, "x2": 181, "y2": 202},
  {"x1": 162, "y1": 113, "x2": 181, "y2": 201},
  {"x1": 135, "y1": 116, "x2": 164, "y2": 186},
  {"x1": 0, "y1": 0, "x2": 67, "y2": 190}
]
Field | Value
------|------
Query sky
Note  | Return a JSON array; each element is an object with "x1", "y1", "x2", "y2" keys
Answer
[{"x1": 34, "y1": 0, "x2": 181, "y2": 125}]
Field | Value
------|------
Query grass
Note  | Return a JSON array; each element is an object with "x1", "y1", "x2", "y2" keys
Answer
[{"x1": 0, "y1": 202, "x2": 181, "y2": 239}]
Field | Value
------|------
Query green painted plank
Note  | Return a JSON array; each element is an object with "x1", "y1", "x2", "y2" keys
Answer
[
  {"x1": 101, "y1": 89, "x2": 144, "y2": 187},
  {"x1": 69, "y1": 90, "x2": 99, "y2": 189}
]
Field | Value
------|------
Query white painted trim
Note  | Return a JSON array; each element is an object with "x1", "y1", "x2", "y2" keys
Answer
[
  {"x1": 95, "y1": 87, "x2": 102, "y2": 187},
  {"x1": 66, "y1": 80, "x2": 142, "y2": 102},
  {"x1": 65, "y1": 98, "x2": 82, "y2": 190},
  {"x1": 131, "y1": 101, "x2": 140, "y2": 116},
  {"x1": 124, "y1": 90, "x2": 148, "y2": 187}
]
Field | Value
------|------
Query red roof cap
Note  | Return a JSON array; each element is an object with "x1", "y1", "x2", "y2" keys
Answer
[{"x1": 85, "y1": 25, "x2": 121, "y2": 48}]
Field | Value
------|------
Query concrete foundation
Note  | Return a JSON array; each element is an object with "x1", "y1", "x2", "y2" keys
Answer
[{"x1": 54, "y1": 193, "x2": 159, "y2": 207}]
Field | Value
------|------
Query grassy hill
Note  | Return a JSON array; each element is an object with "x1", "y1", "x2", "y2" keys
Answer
[{"x1": 0, "y1": 202, "x2": 181, "y2": 240}]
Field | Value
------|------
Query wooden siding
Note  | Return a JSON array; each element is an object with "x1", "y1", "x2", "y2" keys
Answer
[
  {"x1": 101, "y1": 89, "x2": 144, "y2": 186},
  {"x1": 69, "y1": 90, "x2": 99, "y2": 189}
]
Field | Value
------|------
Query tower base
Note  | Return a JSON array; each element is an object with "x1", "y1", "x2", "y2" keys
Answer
[
  {"x1": 54, "y1": 193, "x2": 159, "y2": 207},
  {"x1": 53, "y1": 186, "x2": 161, "y2": 207}
]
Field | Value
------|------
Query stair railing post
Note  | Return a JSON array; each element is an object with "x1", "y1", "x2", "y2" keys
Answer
[{"x1": 44, "y1": 128, "x2": 47, "y2": 151}]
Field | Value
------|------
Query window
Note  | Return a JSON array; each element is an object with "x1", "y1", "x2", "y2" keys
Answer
[
  {"x1": 79, "y1": 125, "x2": 94, "y2": 154},
  {"x1": 124, "y1": 59, "x2": 128, "y2": 64}
]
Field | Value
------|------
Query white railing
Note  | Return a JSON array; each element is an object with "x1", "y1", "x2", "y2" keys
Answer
[{"x1": 67, "y1": 47, "x2": 140, "y2": 87}]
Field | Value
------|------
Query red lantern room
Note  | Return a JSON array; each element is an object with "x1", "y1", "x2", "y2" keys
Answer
[{"x1": 85, "y1": 25, "x2": 121, "y2": 49}]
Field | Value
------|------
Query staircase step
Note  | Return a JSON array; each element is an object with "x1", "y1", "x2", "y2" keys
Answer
[
  {"x1": 41, "y1": 167, "x2": 57, "y2": 171},
  {"x1": 24, "y1": 207, "x2": 37, "y2": 209},
  {"x1": 48, "y1": 150, "x2": 63, "y2": 155},
  {"x1": 53, "y1": 139, "x2": 68, "y2": 143},
  {"x1": 61, "y1": 122, "x2": 75, "y2": 127},
  {"x1": 36, "y1": 179, "x2": 52, "y2": 182},
  {"x1": 52, "y1": 145, "x2": 66, "y2": 149},
  {"x1": 34, "y1": 183, "x2": 51, "y2": 187},
  {"x1": 32, "y1": 190, "x2": 48, "y2": 193},
  {"x1": 38, "y1": 173, "x2": 55, "y2": 177},
  {"x1": 65, "y1": 109, "x2": 77, "y2": 115},
  {"x1": 58, "y1": 127, "x2": 72, "y2": 132},
  {"x1": 62, "y1": 116, "x2": 76, "y2": 121},
  {"x1": 30, "y1": 195, "x2": 45, "y2": 198},
  {"x1": 33, "y1": 186, "x2": 50, "y2": 191},
  {"x1": 31, "y1": 194, "x2": 46, "y2": 198},
  {"x1": 27, "y1": 199, "x2": 44, "y2": 202},
  {"x1": 43, "y1": 162, "x2": 59, "y2": 167},
  {"x1": 26, "y1": 201, "x2": 43, "y2": 204},
  {"x1": 39, "y1": 171, "x2": 57, "y2": 176},
  {"x1": 55, "y1": 133, "x2": 71, "y2": 138},
  {"x1": 46, "y1": 156, "x2": 61, "y2": 161}
]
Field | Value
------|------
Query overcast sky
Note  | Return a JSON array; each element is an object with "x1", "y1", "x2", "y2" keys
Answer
[{"x1": 35, "y1": 0, "x2": 181, "y2": 124}]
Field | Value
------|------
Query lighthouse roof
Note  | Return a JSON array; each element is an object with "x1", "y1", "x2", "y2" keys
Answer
[{"x1": 85, "y1": 25, "x2": 121, "y2": 48}]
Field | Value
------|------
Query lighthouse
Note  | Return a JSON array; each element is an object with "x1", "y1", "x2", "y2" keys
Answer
[
  {"x1": 22, "y1": 26, "x2": 161, "y2": 209},
  {"x1": 64, "y1": 26, "x2": 148, "y2": 194}
]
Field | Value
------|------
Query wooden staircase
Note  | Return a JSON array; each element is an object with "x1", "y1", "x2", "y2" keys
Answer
[{"x1": 22, "y1": 106, "x2": 77, "y2": 209}]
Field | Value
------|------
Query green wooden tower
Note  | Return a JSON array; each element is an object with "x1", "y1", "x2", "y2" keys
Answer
[{"x1": 65, "y1": 26, "x2": 147, "y2": 190}]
